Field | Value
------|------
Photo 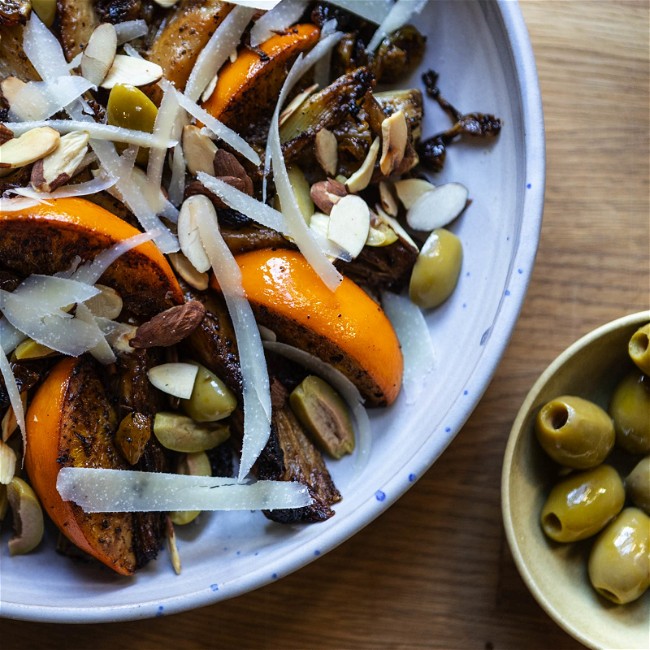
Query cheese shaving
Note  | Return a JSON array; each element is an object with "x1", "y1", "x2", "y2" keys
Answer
[
  {"x1": 367, "y1": 0, "x2": 427, "y2": 52},
  {"x1": 56, "y1": 467, "x2": 312, "y2": 512},
  {"x1": 163, "y1": 81, "x2": 260, "y2": 165},
  {"x1": 194, "y1": 204, "x2": 272, "y2": 482},
  {"x1": 6, "y1": 76, "x2": 95, "y2": 122},
  {"x1": 114, "y1": 20, "x2": 149, "y2": 45},
  {"x1": 322, "y1": 0, "x2": 392, "y2": 25},
  {"x1": 197, "y1": 172, "x2": 286, "y2": 233},
  {"x1": 184, "y1": 4, "x2": 256, "y2": 102},
  {"x1": 11, "y1": 175, "x2": 117, "y2": 202},
  {"x1": 0, "y1": 343, "x2": 26, "y2": 449},
  {"x1": 381, "y1": 291, "x2": 435, "y2": 406},
  {"x1": 250, "y1": 0, "x2": 309, "y2": 47},
  {"x1": 4, "y1": 120, "x2": 176, "y2": 149},
  {"x1": 266, "y1": 31, "x2": 345, "y2": 291}
]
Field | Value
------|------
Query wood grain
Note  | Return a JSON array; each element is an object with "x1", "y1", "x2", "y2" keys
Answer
[{"x1": 0, "y1": 1, "x2": 648, "y2": 648}]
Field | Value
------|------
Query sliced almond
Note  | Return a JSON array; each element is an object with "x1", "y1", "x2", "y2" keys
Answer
[
  {"x1": 81, "y1": 23, "x2": 118, "y2": 86},
  {"x1": 178, "y1": 195, "x2": 213, "y2": 273},
  {"x1": 379, "y1": 181, "x2": 399, "y2": 217},
  {"x1": 315, "y1": 128, "x2": 338, "y2": 177},
  {"x1": 328, "y1": 194, "x2": 371, "y2": 259},
  {"x1": 366, "y1": 212, "x2": 398, "y2": 247},
  {"x1": 0, "y1": 439, "x2": 17, "y2": 485},
  {"x1": 201, "y1": 74, "x2": 219, "y2": 103},
  {"x1": 31, "y1": 130, "x2": 90, "y2": 192},
  {"x1": 153, "y1": 0, "x2": 179, "y2": 7},
  {"x1": 394, "y1": 178, "x2": 436, "y2": 209},
  {"x1": 0, "y1": 126, "x2": 60, "y2": 169},
  {"x1": 84, "y1": 284, "x2": 123, "y2": 320},
  {"x1": 406, "y1": 182, "x2": 469, "y2": 231},
  {"x1": 345, "y1": 137, "x2": 380, "y2": 194},
  {"x1": 13, "y1": 340, "x2": 56, "y2": 362},
  {"x1": 183, "y1": 125, "x2": 218, "y2": 176},
  {"x1": 131, "y1": 301, "x2": 206, "y2": 348},
  {"x1": 148, "y1": 362, "x2": 199, "y2": 399},
  {"x1": 100, "y1": 54, "x2": 164, "y2": 89},
  {"x1": 1, "y1": 77, "x2": 28, "y2": 112},
  {"x1": 168, "y1": 252, "x2": 209, "y2": 290},
  {"x1": 375, "y1": 205, "x2": 419, "y2": 252},
  {"x1": 380, "y1": 110, "x2": 408, "y2": 176},
  {"x1": 310, "y1": 178, "x2": 347, "y2": 215}
]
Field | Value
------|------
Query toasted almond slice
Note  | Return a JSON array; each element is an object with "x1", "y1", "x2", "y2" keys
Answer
[
  {"x1": 315, "y1": 128, "x2": 338, "y2": 177},
  {"x1": 178, "y1": 195, "x2": 213, "y2": 274},
  {"x1": 148, "y1": 362, "x2": 199, "y2": 399},
  {"x1": 84, "y1": 284, "x2": 124, "y2": 320},
  {"x1": 406, "y1": 182, "x2": 469, "y2": 231},
  {"x1": 201, "y1": 74, "x2": 219, "y2": 103},
  {"x1": 168, "y1": 252, "x2": 209, "y2": 290},
  {"x1": 0, "y1": 126, "x2": 60, "y2": 169},
  {"x1": 0, "y1": 439, "x2": 17, "y2": 485},
  {"x1": 182, "y1": 125, "x2": 218, "y2": 176},
  {"x1": 81, "y1": 23, "x2": 118, "y2": 86},
  {"x1": 379, "y1": 181, "x2": 399, "y2": 217},
  {"x1": 380, "y1": 110, "x2": 408, "y2": 176},
  {"x1": 100, "y1": 54, "x2": 164, "y2": 89},
  {"x1": 31, "y1": 130, "x2": 90, "y2": 192},
  {"x1": 328, "y1": 194, "x2": 371, "y2": 259},
  {"x1": 394, "y1": 178, "x2": 436, "y2": 209},
  {"x1": 0, "y1": 123, "x2": 13, "y2": 146},
  {"x1": 345, "y1": 137, "x2": 380, "y2": 194}
]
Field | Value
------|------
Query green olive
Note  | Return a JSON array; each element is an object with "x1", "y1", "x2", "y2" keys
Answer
[
  {"x1": 540, "y1": 464, "x2": 625, "y2": 543},
  {"x1": 588, "y1": 507, "x2": 650, "y2": 605},
  {"x1": 106, "y1": 84, "x2": 158, "y2": 166},
  {"x1": 409, "y1": 228, "x2": 462, "y2": 309},
  {"x1": 535, "y1": 395, "x2": 615, "y2": 469},
  {"x1": 153, "y1": 412, "x2": 229, "y2": 452},
  {"x1": 609, "y1": 371, "x2": 650, "y2": 454},
  {"x1": 626, "y1": 456, "x2": 650, "y2": 515},
  {"x1": 181, "y1": 363, "x2": 237, "y2": 423},
  {"x1": 629, "y1": 323, "x2": 650, "y2": 375}
]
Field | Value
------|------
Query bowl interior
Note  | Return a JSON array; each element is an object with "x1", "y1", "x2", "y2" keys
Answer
[
  {"x1": 0, "y1": 0, "x2": 545, "y2": 622},
  {"x1": 502, "y1": 311, "x2": 650, "y2": 650}
]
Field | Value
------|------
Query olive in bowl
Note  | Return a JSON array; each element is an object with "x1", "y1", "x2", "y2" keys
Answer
[{"x1": 502, "y1": 311, "x2": 650, "y2": 650}]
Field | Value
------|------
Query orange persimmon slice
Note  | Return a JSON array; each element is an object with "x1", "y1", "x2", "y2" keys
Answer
[
  {"x1": 25, "y1": 356, "x2": 137, "y2": 576},
  {"x1": 0, "y1": 197, "x2": 183, "y2": 315},
  {"x1": 230, "y1": 249, "x2": 403, "y2": 407},
  {"x1": 202, "y1": 23, "x2": 320, "y2": 130}
]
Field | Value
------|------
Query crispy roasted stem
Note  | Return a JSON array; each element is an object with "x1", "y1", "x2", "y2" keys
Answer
[{"x1": 256, "y1": 377, "x2": 341, "y2": 523}]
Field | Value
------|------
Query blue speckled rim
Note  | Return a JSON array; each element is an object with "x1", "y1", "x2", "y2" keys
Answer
[{"x1": 1, "y1": 0, "x2": 545, "y2": 623}]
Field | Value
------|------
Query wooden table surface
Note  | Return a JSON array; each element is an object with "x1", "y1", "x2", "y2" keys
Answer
[{"x1": 1, "y1": 1, "x2": 648, "y2": 648}]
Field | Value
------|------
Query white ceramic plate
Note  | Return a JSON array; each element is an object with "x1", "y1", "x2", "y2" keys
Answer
[{"x1": 0, "y1": 0, "x2": 545, "y2": 622}]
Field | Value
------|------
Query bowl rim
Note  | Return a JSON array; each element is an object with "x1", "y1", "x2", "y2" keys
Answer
[{"x1": 501, "y1": 310, "x2": 650, "y2": 650}]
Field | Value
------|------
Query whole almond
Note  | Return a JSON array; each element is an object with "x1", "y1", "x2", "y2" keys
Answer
[
  {"x1": 31, "y1": 130, "x2": 90, "y2": 192},
  {"x1": 213, "y1": 149, "x2": 253, "y2": 196},
  {"x1": 130, "y1": 301, "x2": 206, "y2": 348},
  {"x1": 310, "y1": 178, "x2": 347, "y2": 215}
]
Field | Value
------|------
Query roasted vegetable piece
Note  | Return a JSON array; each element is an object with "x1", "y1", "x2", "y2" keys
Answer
[
  {"x1": 230, "y1": 249, "x2": 403, "y2": 407},
  {"x1": 0, "y1": 0, "x2": 30, "y2": 26},
  {"x1": 0, "y1": 22, "x2": 38, "y2": 80},
  {"x1": 57, "y1": 0, "x2": 101, "y2": 61},
  {"x1": 0, "y1": 362, "x2": 39, "y2": 411},
  {"x1": 146, "y1": 0, "x2": 233, "y2": 100},
  {"x1": 0, "y1": 197, "x2": 183, "y2": 315},
  {"x1": 256, "y1": 377, "x2": 341, "y2": 523},
  {"x1": 202, "y1": 23, "x2": 320, "y2": 133},
  {"x1": 370, "y1": 26, "x2": 426, "y2": 84},
  {"x1": 280, "y1": 67, "x2": 375, "y2": 161},
  {"x1": 24, "y1": 356, "x2": 162, "y2": 575}
]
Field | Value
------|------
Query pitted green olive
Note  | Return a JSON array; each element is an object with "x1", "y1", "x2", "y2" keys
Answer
[
  {"x1": 629, "y1": 323, "x2": 650, "y2": 375},
  {"x1": 535, "y1": 395, "x2": 615, "y2": 469},
  {"x1": 7, "y1": 476, "x2": 45, "y2": 556},
  {"x1": 107, "y1": 84, "x2": 158, "y2": 165},
  {"x1": 626, "y1": 456, "x2": 650, "y2": 514},
  {"x1": 170, "y1": 452, "x2": 212, "y2": 526},
  {"x1": 609, "y1": 371, "x2": 650, "y2": 454},
  {"x1": 153, "y1": 412, "x2": 230, "y2": 452},
  {"x1": 588, "y1": 507, "x2": 650, "y2": 605},
  {"x1": 408, "y1": 228, "x2": 462, "y2": 309},
  {"x1": 181, "y1": 364, "x2": 237, "y2": 423},
  {"x1": 540, "y1": 464, "x2": 625, "y2": 543}
]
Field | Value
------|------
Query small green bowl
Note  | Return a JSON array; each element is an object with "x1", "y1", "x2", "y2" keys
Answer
[{"x1": 502, "y1": 311, "x2": 650, "y2": 650}]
